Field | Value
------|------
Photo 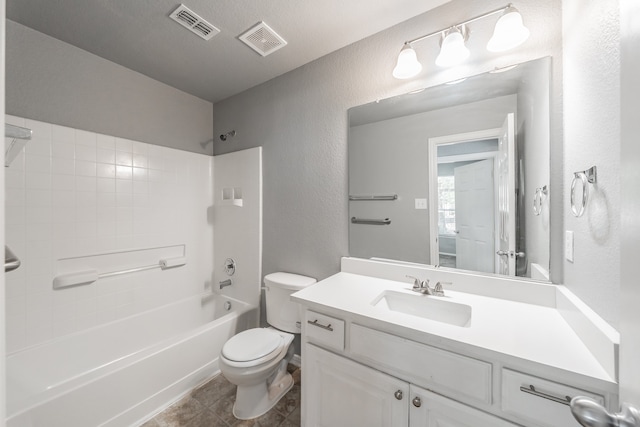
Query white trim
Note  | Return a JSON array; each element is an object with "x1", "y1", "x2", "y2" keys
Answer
[{"x1": 428, "y1": 128, "x2": 502, "y2": 266}]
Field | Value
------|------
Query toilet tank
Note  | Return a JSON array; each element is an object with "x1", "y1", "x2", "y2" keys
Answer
[{"x1": 265, "y1": 272, "x2": 316, "y2": 333}]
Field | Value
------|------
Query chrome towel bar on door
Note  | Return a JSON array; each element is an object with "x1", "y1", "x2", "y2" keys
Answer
[{"x1": 351, "y1": 217, "x2": 391, "y2": 225}]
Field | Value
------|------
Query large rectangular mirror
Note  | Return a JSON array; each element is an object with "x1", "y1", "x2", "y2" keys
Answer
[{"x1": 348, "y1": 57, "x2": 551, "y2": 281}]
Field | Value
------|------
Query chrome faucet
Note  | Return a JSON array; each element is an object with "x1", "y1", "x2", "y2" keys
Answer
[
  {"x1": 406, "y1": 275, "x2": 450, "y2": 296},
  {"x1": 406, "y1": 275, "x2": 434, "y2": 295}
]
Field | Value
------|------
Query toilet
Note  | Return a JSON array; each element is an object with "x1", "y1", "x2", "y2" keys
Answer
[{"x1": 219, "y1": 272, "x2": 316, "y2": 420}]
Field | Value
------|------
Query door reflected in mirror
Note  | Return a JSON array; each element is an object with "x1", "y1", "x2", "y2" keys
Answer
[{"x1": 348, "y1": 57, "x2": 551, "y2": 282}]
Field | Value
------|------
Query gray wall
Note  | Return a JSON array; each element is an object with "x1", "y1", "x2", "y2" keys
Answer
[
  {"x1": 212, "y1": 0, "x2": 563, "y2": 286},
  {"x1": 6, "y1": 20, "x2": 214, "y2": 154},
  {"x1": 562, "y1": 0, "x2": 621, "y2": 327}
]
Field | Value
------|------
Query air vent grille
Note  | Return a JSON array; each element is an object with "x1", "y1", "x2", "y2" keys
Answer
[
  {"x1": 239, "y1": 22, "x2": 287, "y2": 57},
  {"x1": 169, "y1": 4, "x2": 220, "y2": 41}
]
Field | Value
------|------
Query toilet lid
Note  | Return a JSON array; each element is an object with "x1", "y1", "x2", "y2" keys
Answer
[{"x1": 222, "y1": 328, "x2": 284, "y2": 362}]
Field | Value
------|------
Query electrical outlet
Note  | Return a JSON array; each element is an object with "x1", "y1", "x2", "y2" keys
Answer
[
  {"x1": 415, "y1": 198, "x2": 428, "y2": 210},
  {"x1": 565, "y1": 230, "x2": 574, "y2": 262}
]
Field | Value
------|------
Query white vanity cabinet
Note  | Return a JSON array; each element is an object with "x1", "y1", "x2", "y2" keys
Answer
[
  {"x1": 304, "y1": 343, "x2": 516, "y2": 427},
  {"x1": 302, "y1": 310, "x2": 517, "y2": 427},
  {"x1": 305, "y1": 343, "x2": 409, "y2": 427},
  {"x1": 301, "y1": 307, "x2": 614, "y2": 427}
]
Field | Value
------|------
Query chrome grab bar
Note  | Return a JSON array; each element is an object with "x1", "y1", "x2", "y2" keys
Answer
[
  {"x1": 307, "y1": 319, "x2": 333, "y2": 332},
  {"x1": 519, "y1": 385, "x2": 571, "y2": 406},
  {"x1": 351, "y1": 217, "x2": 391, "y2": 225},
  {"x1": 5, "y1": 245, "x2": 21, "y2": 273}
]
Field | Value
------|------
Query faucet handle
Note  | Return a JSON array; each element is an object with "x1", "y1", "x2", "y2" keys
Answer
[
  {"x1": 433, "y1": 281, "x2": 452, "y2": 296},
  {"x1": 405, "y1": 275, "x2": 422, "y2": 290}
]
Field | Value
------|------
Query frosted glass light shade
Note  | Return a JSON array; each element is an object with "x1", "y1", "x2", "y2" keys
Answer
[
  {"x1": 487, "y1": 8, "x2": 530, "y2": 52},
  {"x1": 435, "y1": 29, "x2": 470, "y2": 67},
  {"x1": 393, "y1": 44, "x2": 422, "y2": 79}
]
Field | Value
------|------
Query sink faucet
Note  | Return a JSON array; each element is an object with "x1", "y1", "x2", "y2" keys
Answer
[
  {"x1": 406, "y1": 275, "x2": 435, "y2": 295},
  {"x1": 406, "y1": 276, "x2": 451, "y2": 296}
]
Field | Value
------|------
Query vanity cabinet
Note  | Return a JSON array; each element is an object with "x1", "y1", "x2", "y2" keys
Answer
[
  {"x1": 304, "y1": 343, "x2": 516, "y2": 427},
  {"x1": 301, "y1": 308, "x2": 612, "y2": 427},
  {"x1": 305, "y1": 344, "x2": 408, "y2": 426}
]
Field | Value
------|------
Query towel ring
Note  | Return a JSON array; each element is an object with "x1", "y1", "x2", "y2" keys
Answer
[
  {"x1": 570, "y1": 166, "x2": 597, "y2": 217},
  {"x1": 533, "y1": 185, "x2": 548, "y2": 216}
]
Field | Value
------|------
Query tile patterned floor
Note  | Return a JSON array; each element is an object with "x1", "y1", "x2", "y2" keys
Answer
[{"x1": 140, "y1": 365, "x2": 301, "y2": 427}]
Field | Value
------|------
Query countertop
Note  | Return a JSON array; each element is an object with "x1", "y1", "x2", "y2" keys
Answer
[{"x1": 292, "y1": 272, "x2": 616, "y2": 385}]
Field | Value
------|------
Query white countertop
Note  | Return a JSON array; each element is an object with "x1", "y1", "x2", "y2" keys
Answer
[{"x1": 292, "y1": 271, "x2": 616, "y2": 385}]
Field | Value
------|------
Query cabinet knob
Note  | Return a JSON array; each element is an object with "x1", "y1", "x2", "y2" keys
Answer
[
  {"x1": 412, "y1": 397, "x2": 422, "y2": 407},
  {"x1": 394, "y1": 390, "x2": 403, "y2": 400}
]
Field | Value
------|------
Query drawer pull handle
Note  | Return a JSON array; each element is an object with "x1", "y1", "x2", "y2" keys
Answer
[
  {"x1": 520, "y1": 385, "x2": 571, "y2": 406},
  {"x1": 307, "y1": 319, "x2": 334, "y2": 332}
]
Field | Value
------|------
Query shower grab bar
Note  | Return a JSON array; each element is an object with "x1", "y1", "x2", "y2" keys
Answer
[
  {"x1": 349, "y1": 194, "x2": 398, "y2": 201},
  {"x1": 5, "y1": 245, "x2": 21, "y2": 273},
  {"x1": 351, "y1": 217, "x2": 391, "y2": 225},
  {"x1": 53, "y1": 256, "x2": 187, "y2": 289}
]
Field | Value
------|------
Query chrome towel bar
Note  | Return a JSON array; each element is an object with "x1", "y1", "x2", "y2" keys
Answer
[
  {"x1": 351, "y1": 217, "x2": 391, "y2": 225},
  {"x1": 349, "y1": 194, "x2": 398, "y2": 201}
]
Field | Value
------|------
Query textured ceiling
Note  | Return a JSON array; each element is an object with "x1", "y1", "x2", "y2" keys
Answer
[{"x1": 7, "y1": 0, "x2": 450, "y2": 104}]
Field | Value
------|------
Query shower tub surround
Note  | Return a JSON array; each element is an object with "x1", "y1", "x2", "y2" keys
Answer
[
  {"x1": 4, "y1": 116, "x2": 264, "y2": 424},
  {"x1": 5, "y1": 115, "x2": 215, "y2": 352}
]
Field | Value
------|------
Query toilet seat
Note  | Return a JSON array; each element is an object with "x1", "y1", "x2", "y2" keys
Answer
[{"x1": 221, "y1": 328, "x2": 284, "y2": 366}]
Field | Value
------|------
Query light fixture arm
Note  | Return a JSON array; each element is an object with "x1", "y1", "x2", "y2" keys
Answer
[{"x1": 404, "y1": 3, "x2": 514, "y2": 46}]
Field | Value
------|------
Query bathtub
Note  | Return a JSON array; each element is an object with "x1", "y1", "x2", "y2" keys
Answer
[{"x1": 6, "y1": 293, "x2": 257, "y2": 427}]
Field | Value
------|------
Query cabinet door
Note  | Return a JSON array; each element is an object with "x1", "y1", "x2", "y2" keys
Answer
[
  {"x1": 303, "y1": 343, "x2": 409, "y2": 427},
  {"x1": 409, "y1": 385, "x2": 517, "y2": 427}
]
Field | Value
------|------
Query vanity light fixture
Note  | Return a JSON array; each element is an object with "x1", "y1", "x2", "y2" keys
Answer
[
  {"x1": 435, "y1": 26, "x2": 470, "y2": 67},
  {"x1": 392, "y1": 44, "x2": 422, "y2": 79},
  {"x1": 392, "y1": 3, "x2": 530, "y2": 79}
]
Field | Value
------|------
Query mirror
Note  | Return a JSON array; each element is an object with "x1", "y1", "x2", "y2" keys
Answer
[{"x1": 348, "y1": 57, "x2": 551, "y2": 281}]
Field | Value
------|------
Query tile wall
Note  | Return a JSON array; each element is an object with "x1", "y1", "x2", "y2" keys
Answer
[{"x1": 5, "y1": 115, "x2": 214, "y2": 353}]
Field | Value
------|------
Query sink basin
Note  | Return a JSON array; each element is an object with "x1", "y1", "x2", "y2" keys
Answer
[{"x1": 371, "y1": 290, "x2": 472, "y2": 327}]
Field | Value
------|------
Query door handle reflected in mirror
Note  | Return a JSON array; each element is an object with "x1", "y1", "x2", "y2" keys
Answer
[{"x1": 496, "y1": 250, "x2": 509, "y2": 256}]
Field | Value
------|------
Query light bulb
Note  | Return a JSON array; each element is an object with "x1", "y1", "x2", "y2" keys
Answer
[
  {"x1": 487, "y1": 7, "x2": 530, "y2": 52},
  {"x1": 392, "y1": 44, "x2": 422, "y2": 79}
]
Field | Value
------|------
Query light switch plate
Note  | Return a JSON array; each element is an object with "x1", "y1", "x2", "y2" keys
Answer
[
  {"x1": 565, "y1": 230, "x2": 574, "y2": 262},
  {"x1": 415, "y1": 198, "x2": 427, "y2": 210}
]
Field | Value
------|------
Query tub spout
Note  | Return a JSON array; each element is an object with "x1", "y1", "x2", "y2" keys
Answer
[{"x1": 220, "y1": 279, "x2": 232, "y2": 289}]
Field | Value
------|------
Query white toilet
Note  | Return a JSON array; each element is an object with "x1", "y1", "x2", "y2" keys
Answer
[{"x1": 219, "y1": 272, "x2": 316, "y2": 420}]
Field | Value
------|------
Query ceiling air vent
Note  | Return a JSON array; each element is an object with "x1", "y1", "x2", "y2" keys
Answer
[
  {"x1": 239, "y1": 22, "x2": 287, "y2": 57},
  {"x1": 169, "y1": 4, "x2": 220, "y2": 41}
]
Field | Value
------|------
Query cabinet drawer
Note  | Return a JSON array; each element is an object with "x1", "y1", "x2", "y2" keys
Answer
[
  {"x1": 304, "y1": 310, "x2": 345, "y2": 351},
  {"x1": 350, "y1": 324, "x2": 492, "y2": 406},
  {"x1": 501, "y1": 369, "x2": 604, "y2": 427}
]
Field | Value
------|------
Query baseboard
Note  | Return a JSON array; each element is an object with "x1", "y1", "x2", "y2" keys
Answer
[{"x1": 291, "y1": 354, "x2": 302, "y2": 368}]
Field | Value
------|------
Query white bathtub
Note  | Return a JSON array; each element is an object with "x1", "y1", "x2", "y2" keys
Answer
[{"x1": 6, "y1": 293, "x2": 257, "y2": 427}]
